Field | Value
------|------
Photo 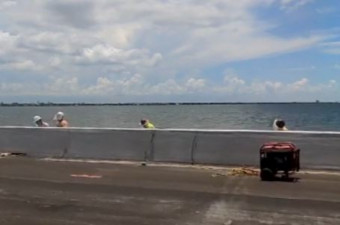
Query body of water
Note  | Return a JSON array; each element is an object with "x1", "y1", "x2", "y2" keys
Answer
[{"x1": 0, "y1": 103, "x2": 339, "y2": 131}]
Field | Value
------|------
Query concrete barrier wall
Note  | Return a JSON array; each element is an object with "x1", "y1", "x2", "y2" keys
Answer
[
  {"x1": 67, "y1": 129, "x2": 152, "y2": 161},
  {"x1": 0, "y1": 127, "x2": 69, "y2": 158},
  {"x1": 152, "y1": 130, "x2": 196, "y2": 163},
  {"x1": 193, "y1": 131, "x2": 340, "y2": 169},
  {"x1": 0, "y1": 127, "x2": 339, "y2": 169}
]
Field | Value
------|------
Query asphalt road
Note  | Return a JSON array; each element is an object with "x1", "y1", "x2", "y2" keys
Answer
[{"x1": 0, "y1": 158, "x2": 340, "y2": 225}]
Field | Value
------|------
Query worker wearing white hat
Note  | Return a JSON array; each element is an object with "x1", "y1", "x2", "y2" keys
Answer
[
  {"x1": 53, "y1": 111, "x2": 69, "y2": 127},
  {"x1": 33, "y1": 115, "x2": 49, "y2": 127},
  {"x1": 273, "y1": 119, "x2": 288, "y2": 131}
]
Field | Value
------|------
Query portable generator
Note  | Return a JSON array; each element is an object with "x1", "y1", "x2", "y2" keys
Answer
[{"x1": 260, "y1": 142, "x2": 300, "y2": 181}]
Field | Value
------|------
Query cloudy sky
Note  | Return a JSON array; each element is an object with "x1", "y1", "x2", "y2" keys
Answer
[{"x1": 0, "y1": 0, "x2": 339, "y2": 103}]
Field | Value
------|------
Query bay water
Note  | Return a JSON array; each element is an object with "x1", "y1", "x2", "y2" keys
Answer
[{"x1": 0, "y1": 103, "x2": 339, "y2": 131}]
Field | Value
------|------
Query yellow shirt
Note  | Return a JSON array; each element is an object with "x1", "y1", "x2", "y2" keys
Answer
[{"x1": 144, "y1": 122, "x2": 155, "y2": 129}]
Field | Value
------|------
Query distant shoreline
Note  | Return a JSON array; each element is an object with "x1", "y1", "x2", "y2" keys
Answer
[{"x1": 0, "y1": 102, "x2": 339, "y2": 106}]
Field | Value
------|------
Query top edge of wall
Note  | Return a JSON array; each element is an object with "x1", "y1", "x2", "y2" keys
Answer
[{"x1": 1, "y1": 126, "x2": 340, "y2": 135}]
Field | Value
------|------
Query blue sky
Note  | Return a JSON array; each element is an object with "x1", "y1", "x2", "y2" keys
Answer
[{"x1": 0, "y1": 0, "x2": 339, "y2": 102}]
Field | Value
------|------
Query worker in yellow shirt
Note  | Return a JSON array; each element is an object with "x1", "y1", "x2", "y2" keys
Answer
[{"x1": 140, "y1": 119, "x2": 155, "y2": 129}]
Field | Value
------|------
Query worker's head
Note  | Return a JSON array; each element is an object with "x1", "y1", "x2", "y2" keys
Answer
[
  {"x1": 275, "y1": 119, "x2": 286, "y2": 129},
  {"x1": 33, "y1": 115, "x2": 42, "y2": 125},
  {"x1": 140, "y1": 119, "x2": 147, "y2": 125},
  {"x1": 54, "y1": 112, "x2": 64, "y2": 121}
]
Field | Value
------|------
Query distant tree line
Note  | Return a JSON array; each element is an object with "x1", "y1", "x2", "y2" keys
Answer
[{"x1": 0, "y1": 101, "x2": 339, "y2": 106}]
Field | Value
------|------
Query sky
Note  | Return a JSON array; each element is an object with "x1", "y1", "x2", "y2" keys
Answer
[{"x1": 0, "y1": 0, "x2": 339, "y2": 103}]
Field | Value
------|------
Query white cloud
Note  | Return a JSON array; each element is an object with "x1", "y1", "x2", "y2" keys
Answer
[
  {"x1": 0, "y1": 73, "x2": 338, "y2": 102},
  {"x1": 186, "y1": 78, "x2": 206, "y2": 90},
  {"x1": 96, "y1": 25, "x2": 141, "y2": 48},
  {"x1": 316, "y1": 7, "x2": 337, "y2": 14},
  {"x1": 289, "y1": 78, "x2": 309, "y2": 91},
  {"x1": 321, "y1": 41, "x2": 340, "y2": 54},
  {"x1": 288, "y1": 66, "x2": 316, "y2": 71},
  {"x1": 84, "y1": 77, "x2": 115, "y2": 95},
  {"x1": 329, "y1": 80, "x2": 336, "y2": 87},
  {"x1": 175, "y1": 34, "x2": 322, "y2": 67},
  {"x1": 213, "y1": 73, "x2": 336, "y2": 98},
  {"x1": 79, "y1": 73, "x2": 145, "y2": 96},
  {"x1": 82, "y1": 76, "x2": 207, "y2": 96},
  {"x1": 264, "y1": 81, "x2": 283, "y2": 91},
  {"x1": 224, "y1": 74, "x2": 246, "y2": 86},
  {"x1": 121, "y1": 73, "x2": 144, "y2": 87},
  {"x1": 75, "y1": 44, "x2": 162, "y2": 68},
  {"x1": 148, "y1": 79, "x2": 185, "y2": 95},
  {"x1": 0, "y1": 1, "x2": 16, "y2": 10},
  {"x1": 212, "y1": 71, "x2": 247, "y2": 94},
  {"x1": 7, "y1": 60, "x2": 36, "y2": 70},
  {"x1": 46, "y1": 77, "x2": 80, "y2": 94},
  {"x1": 300, "y1": 79, "x2": 337, "y2": 93},
  {"x1": 235, "y1": 80, "x2": 283, "y2": 95},
  {"x1": 0, "y1": 59, "x2": 43, "y2": 71},
  {"x1": 77, "y1": 45, "x2": 124, "y2": 64},
  {"x1": 0, "y1": 31, "x2": 18, "y2": 56},
  {"x1": 0, "y1": 0, "x2": 335, "y2": 101},
  {"x1": 280, "y1": 0, "x2": 314, "y2": 12},
  {"x1": 1, "y1": 1, "x2": 325, "y2": 71},
  {"x1": 0, "y1": 82, "x2": 23, "y2": 93},
  {"x1": 20, "y1": 32, "x2": 82, "y2": 54},
  {"x1": 49, "y1": 57, "x2": 62, "y2": 67}
]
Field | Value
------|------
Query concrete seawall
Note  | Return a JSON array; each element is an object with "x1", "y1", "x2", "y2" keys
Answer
[{"x1": 0, "y1": 127, "x2": 339, "y2": 170}]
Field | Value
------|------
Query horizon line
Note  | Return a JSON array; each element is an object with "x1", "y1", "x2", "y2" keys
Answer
[{"x1": 0, "y1": 101, "x2": 339, "y2": 106}]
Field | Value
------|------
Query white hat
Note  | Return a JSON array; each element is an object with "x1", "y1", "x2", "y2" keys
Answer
[
  {"x1": 54, "y1": 111, "x2": 64, "y2": 121},
  {"x1": 273, "y1": 119, "x2": 279, "y2": 130},
  {"x1": 33, "y1": 115, "x2": 42, "y2": 123}
]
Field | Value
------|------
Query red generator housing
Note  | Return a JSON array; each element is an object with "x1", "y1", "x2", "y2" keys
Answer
[{"x1": 260, "y1": 142, "x2": 300, "y2": 181}]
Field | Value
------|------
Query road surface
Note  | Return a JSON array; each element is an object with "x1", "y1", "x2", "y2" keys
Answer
[{"x1": 0, "y1": 158, "x2": 339, "y2": 225}]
